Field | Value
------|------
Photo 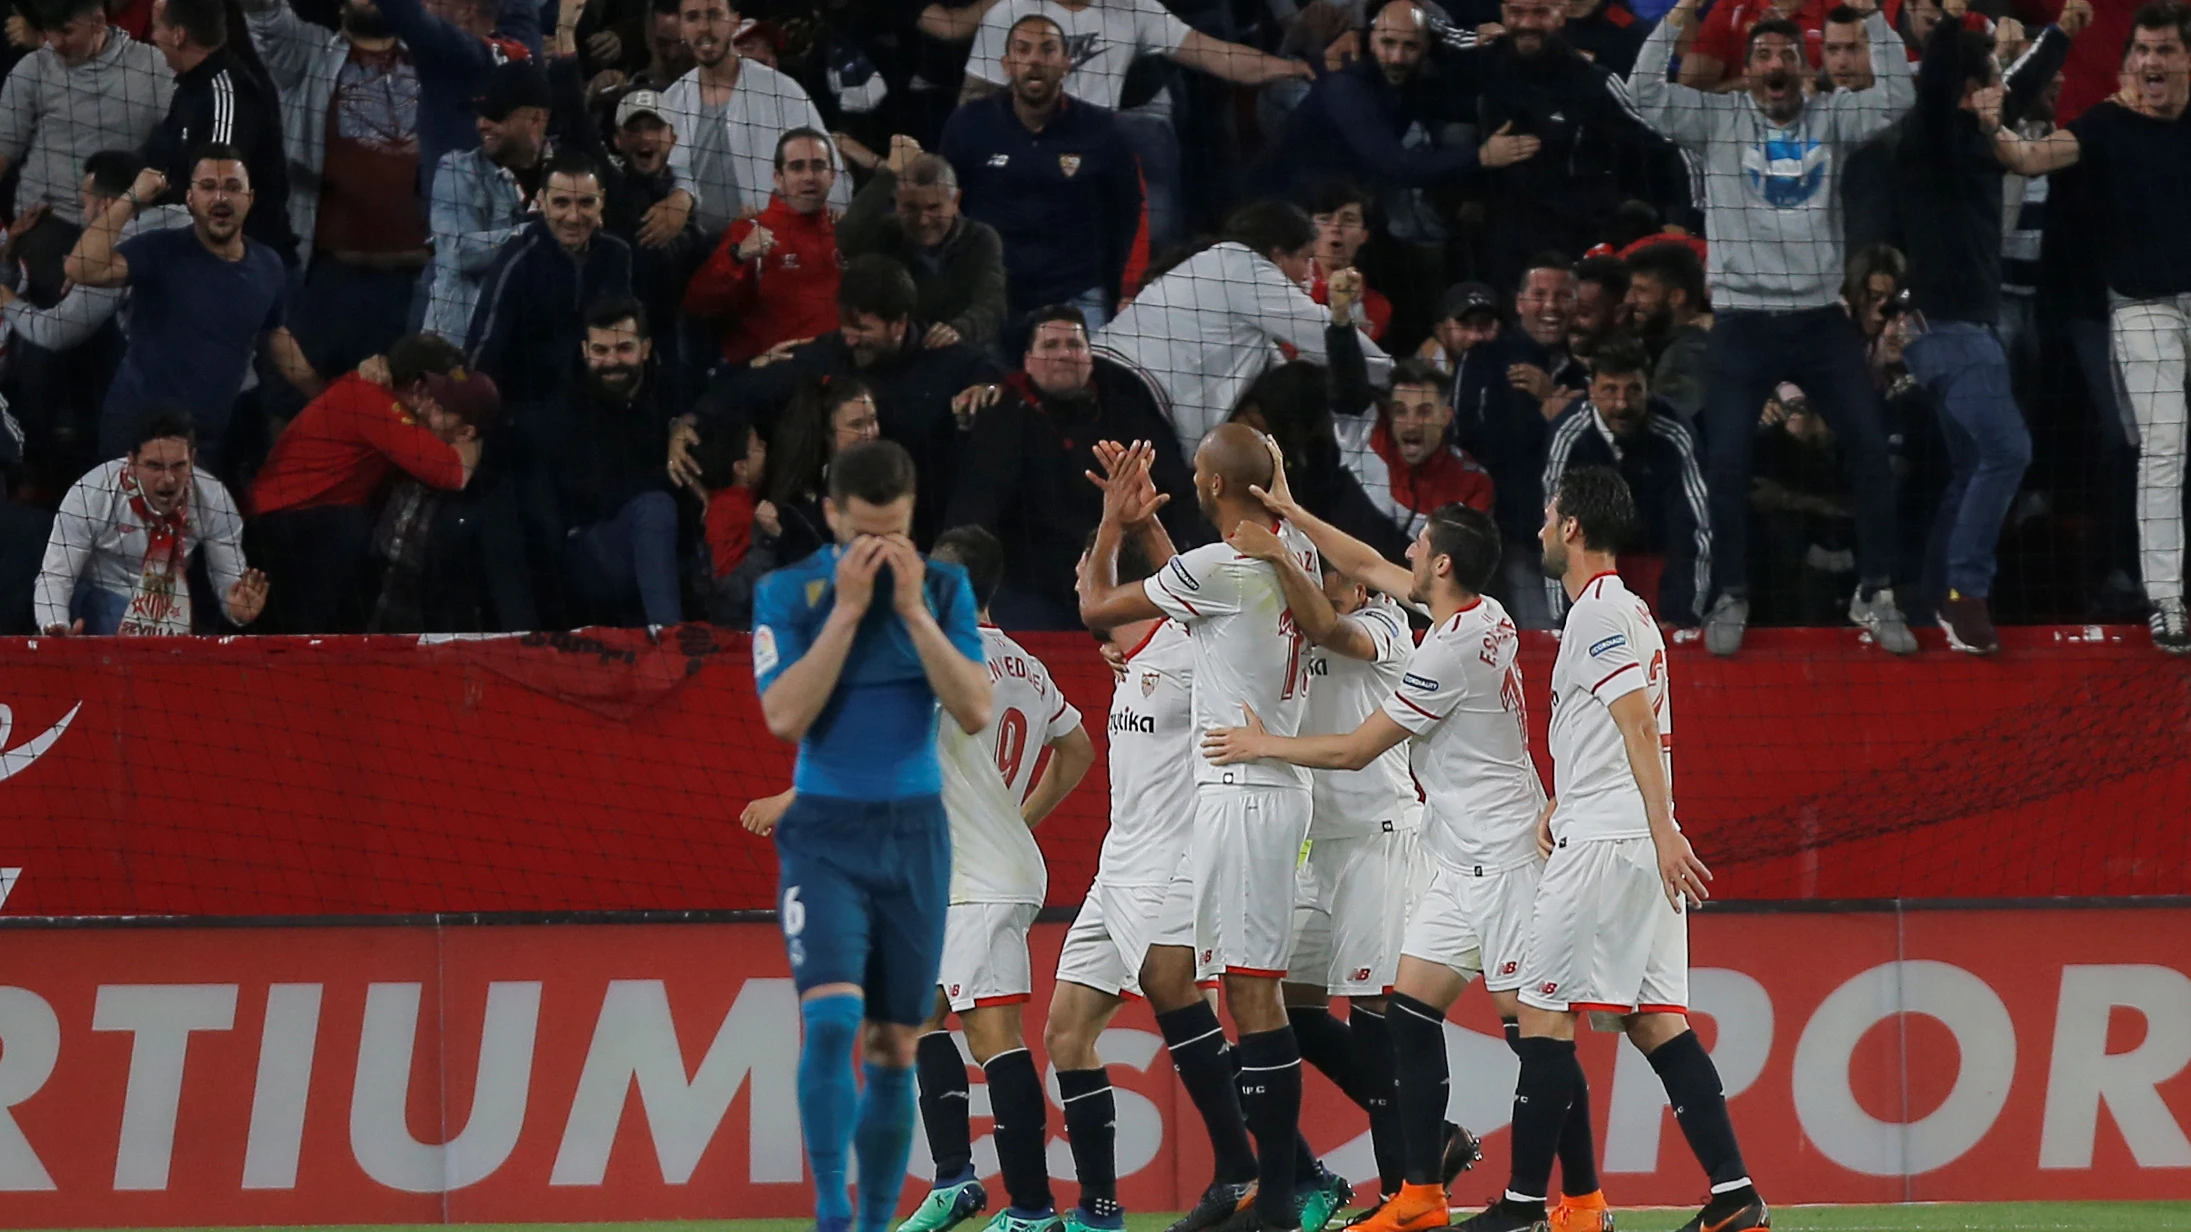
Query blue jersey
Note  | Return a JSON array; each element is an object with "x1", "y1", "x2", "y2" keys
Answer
[{"x1": 752, "y1": 545, "x2": 985, "y2": 801}]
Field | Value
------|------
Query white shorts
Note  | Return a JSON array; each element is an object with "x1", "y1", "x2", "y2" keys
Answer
[
  {"x1": 1057, "y1": 880, "x2": 1170, "y2": 998},
  {"x1": 1289, "y1": 823, "x2": 1427, "y2": 996},
  {"x1": 1402, "y1": 858, "x2": 1543, "y2": 992},
  {"x1": 1515, "y1": 836, "x2": 1688, "y2": 1028},
  {"x1": 939, "y1": 901, "x2": 1040, "y2": 1012},
  {"x1": 1191, "y1": 784, "x2": 1313, "y2": 977}
]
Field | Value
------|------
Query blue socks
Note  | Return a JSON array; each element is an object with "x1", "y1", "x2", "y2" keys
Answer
[
  {"x1": 856, "y1": 1061, "x2": 919, "y2": 1232},
  {"x1": 799, "y1": 994, "x2": 865, "y2": 1228}
]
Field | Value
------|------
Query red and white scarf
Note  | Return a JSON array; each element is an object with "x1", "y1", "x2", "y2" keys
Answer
[{"x1": 116, "y1": 465, "x2": 192, "y2": 637}]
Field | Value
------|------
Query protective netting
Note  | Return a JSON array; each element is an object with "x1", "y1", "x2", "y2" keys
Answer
[{"x1": 1, "y1": 0, "x2": 2189, "y2": 918}]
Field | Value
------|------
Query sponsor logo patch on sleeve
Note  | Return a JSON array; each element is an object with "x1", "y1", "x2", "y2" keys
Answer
[
  {"x1": 753, "y1": 626, "x2": 779, "y2": 676},
  {"x1": 1589, "y1": 634, "x2": 1627, "y2": 657},
  {"x1": 1167, "y1": 557, "x2": 1200, "y2": 591},
  {"x1": 1402, "y1": 672, "x2": 1439, "y2": 692}
]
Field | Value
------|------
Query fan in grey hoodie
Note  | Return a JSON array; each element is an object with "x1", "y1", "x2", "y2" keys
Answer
[
  {"x1": 1628, "y1": 0, "x2": 1923, "y2": 658},
  {"x1": 0, "y1": 0, "x2": 174, "y2": 225}
]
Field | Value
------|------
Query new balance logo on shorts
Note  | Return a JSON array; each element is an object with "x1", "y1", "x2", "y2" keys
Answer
[
  {"x1": 1501, "y1": 961, "x2": 1519, "y2": 976},
  {"x1": 949, "y1": 984, "x2": 963, "y2": 998},
  {"x1": 1352, "y1": 967, "x2": 1372, "y2": 983},
  {"x1": 1540, "y1": 981, "x2": 1559, "y2": 996}
]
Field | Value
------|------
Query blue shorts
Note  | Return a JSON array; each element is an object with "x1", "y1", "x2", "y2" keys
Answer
[{"x1": 773, "y1": 791, "x2": 951, "y2": 1026}]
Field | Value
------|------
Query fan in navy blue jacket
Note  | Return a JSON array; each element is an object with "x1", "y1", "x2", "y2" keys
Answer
[
  {"x1": 1256, "y1": 2, "x2": 1487, "y2": 198},
  {"x1": 465, "y1": 152, "x2": 633, "y2": 431},
  {"x1": 1539, "y1": 335, "x2": 1711, "y2": 623},
  {"x1": 939, "y1": 12, "x2": 1144, "y2": 322}
]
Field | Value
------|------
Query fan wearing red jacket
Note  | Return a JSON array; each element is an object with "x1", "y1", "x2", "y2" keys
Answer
[
  {"x1": 248, "y1": 333, "x2": 497, "y2": 631},
  {"x1": 684, "y1": 128, "x2": 843, "y2": 365},
  {"x1": 1337, "y1": 357, "x2": 1497, "y2": 543}
]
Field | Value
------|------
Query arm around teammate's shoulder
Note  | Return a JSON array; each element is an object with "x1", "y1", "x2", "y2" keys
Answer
[{"x1": 1202, "y1": 706, "x2": 1410, "y2": 772}]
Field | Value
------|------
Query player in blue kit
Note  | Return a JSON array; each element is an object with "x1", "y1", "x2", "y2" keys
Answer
[{"x1": 752, "y1": 439, "x2": 995, "y2": 1232}]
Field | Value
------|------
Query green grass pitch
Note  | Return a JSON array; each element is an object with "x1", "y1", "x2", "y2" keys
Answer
[{"x1": 39, "y1": 1206, "x2": 2191, "y2": 1232}]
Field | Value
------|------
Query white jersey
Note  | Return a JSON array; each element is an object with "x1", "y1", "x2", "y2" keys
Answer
[
  {"x1": 1305, "y1": 593, "x2": 1418, "y2": 837},
  {"x1": 939, "y1": 627, "x2": 1081, "y2": 904},
  {"x1": 963, "y1": 0, "x2": 1191, "y2": 111},
  {"x1": 1546, "y1": 573, "x2": 1672, "y2": 844},
  {"x1": 1143, "y1": 526, "x2": 1320, "y2": 792},
  {"x1": 1382, "y1": 595, "x2": 1547, "y2": 873},
  {"x1": 1098, "y1": 620, "x2": 1197, "y2": 887}
]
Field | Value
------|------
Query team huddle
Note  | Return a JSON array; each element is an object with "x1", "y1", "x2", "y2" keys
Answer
[{"x1": 748, "y1": 429, "x2": 1767, "y2": 1232}]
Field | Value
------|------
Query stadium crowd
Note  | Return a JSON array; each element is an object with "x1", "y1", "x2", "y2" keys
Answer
[{"x1": 0, "y1": 0, "x2": 2187, "y2": 654}]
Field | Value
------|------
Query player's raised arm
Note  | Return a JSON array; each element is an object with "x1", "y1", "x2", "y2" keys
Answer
[
  {"x1": 1078, "y1": 440, "x2": 1175, "y2": 631},
  {"x1": 1202, "y1": 703, "x2": 1412, "y2": 772},
  {"x1": 1246, "y1": 436, "x2": 1413, "y2": 604},
  {"x1": 757, "y1": 538, "x2": 887, "y2": 743},
  {"x1": 1231, "y1": 519, "x2": 1380, "y2": 662},
  {"x1": 880, "y1": 533, "x2": 993, "y2": 735}
]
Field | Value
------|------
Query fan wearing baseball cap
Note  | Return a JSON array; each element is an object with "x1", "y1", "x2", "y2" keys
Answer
[
  {"x1": 248, "y1": 333, "x2": 496, "y2": 631},
  {"x1": 602, "y1": 90, "x2": 707, "y2": 356}
]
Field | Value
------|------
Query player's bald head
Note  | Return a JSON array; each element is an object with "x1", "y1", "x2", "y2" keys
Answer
[{"x1": 1196, "y1": 422, "x2": 1277, "y2": 496}]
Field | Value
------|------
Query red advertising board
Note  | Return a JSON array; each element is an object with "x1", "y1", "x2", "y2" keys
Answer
[
  {"x1": 0, "y1": 626, "x2": 2186, "y2": 917},
  {"x1": 0, "y1": 909, "x2": 2186, "y2": 1227}
]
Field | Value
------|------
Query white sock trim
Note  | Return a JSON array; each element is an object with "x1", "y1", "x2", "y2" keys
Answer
[
  {"x1": 1710, "y1": 1177, "x2": 1754, "y2": 1195},
  {"x1": 1504, "y1": 1189, "x2": 1546, "y2": 1204},
  {"x1": 981, "y1": 1046, "x2": 1031, "y2": 1068},
  {"x1": 1059, "y1": 1084, "x2": 1114, "y2": 1104}
]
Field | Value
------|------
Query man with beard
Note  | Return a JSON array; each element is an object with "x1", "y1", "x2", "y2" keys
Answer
[
  {"x1": 424, "y1": 60, "x2": 552, "y2": 342},
  {"x1": 143, "y1": 0, "x2": 296, "y2": 264},
  {"x1": 695, "y1": 255, "x2": 999, "y2": 544},
  {"x1": 1621, "y1": 240, "x2": 1709, "y2": 423},
  {"x1": 241, "y1": 0, "x2": 432, "y2": 377},
  {"x1": 684, "y1": 128, "x2": 841, "y2": 366},
  {"x1": 551, "y1": 296, "x2": 682, "y2": 626},
  {"x1": 1635, "y1": 0, "x2": 1920, "y2": 657},
  {"x1": 1567, "y1": 254, "x2": 1629, "y2": 363},
  {"x1": 1455, "y1": 0, "x2": 1689, "y2": 292},
  {"x1": 1540, "y1": 335, "x2": 1710, "y2": 623},
  {"x1": 69, "y1": 152, "x2": 321, "y2": 472},
  {"x1": 36, "y1": 411, "x2": 267, "y2": 636},
  {"x1": 467, "y1": 149, "x2": 634, "y2": 417},
  {"x1": 660, "y1": 0, "x2": 843, "y2": 239},
  {"x1": 943, "y1": 305, "x2": 1194, "y2": 628},
  {"x1": 839, "y1": 146, "x2": 1007, "y2": 352},
  {"x1": 941, "y1": 12, "x2": 1143, "y2": 333},
  {"x1": 1259, "y1": 1, "x2": 1508, "y2": 199}
]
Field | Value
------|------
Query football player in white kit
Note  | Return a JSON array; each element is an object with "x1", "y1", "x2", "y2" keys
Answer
[
  {"x1": 1078, "y1": 426, "x2": 1322, "y2": 1232},
  {"x1": 1226, "y1": 518, "x2": 1426, "y2": 1226},
  {"x1": 1037, "y1": 528, "x2": 1256, "y2": 1232},
  {"x1": 908, "y1": 528, "x2": 1097, "y2": 1232},
  {"x1": 1209, "y1": 459, "x2": 1607, "y2": 1232},
  {"x1": 1467, "y1": 467, "x2": 1767, "y2": 1232}
]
